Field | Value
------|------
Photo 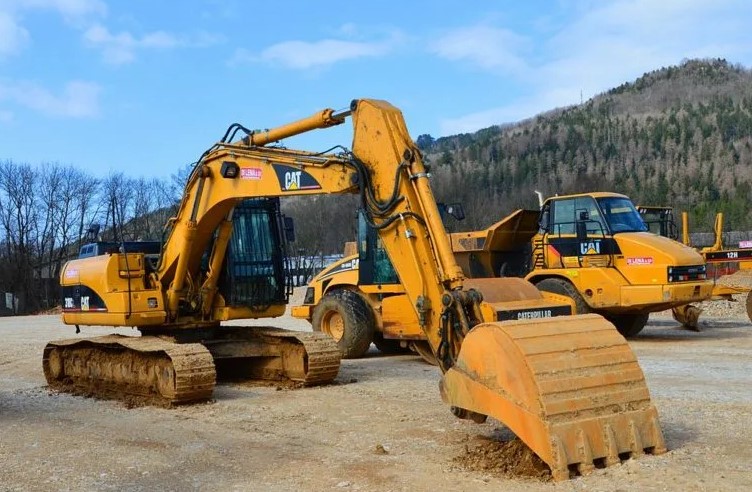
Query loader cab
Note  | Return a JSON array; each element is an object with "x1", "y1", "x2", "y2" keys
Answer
[
  {"x1": 355, "y1": 203, "x2": 464, "y2": 286},
  {"x1": 217, "y1": 197, "x2": 293, "y2": 308},
  {"x1": 356, "y1": 210, "x2": 399, "y2": 285}
]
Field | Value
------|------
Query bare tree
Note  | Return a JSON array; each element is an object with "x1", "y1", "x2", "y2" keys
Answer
[{"x1": 0, "y1": 160, "x2": 39, "y2": 312}]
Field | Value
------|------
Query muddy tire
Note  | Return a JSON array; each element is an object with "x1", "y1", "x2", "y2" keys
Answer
[
  {"x1": 312, "y1": 290, "x2": 375, "y2": 359},
  {"x1": 372, "y1": 333, "x2": 410, "y2": 354},
  {"x1": 746, "y1": 292, "x2": 752, "y2": 324},
  {"x1": 607, "y1": 313, "x2": 650, "y2": 338},
  {"x1": 535, "y1": 278, "x2": 591, "y2": 314}
]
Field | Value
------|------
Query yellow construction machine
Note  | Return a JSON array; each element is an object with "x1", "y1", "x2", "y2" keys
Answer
[
  {"x1": 639, "y1": 207, "x2": 752, "y2": 323},
  {"x1": 49, "y1": 99, "x2": 666, "y2": 480},
  {"x1": 449, "y1": 193, "x2": 713, "y2": 336},
  {"x1": 292, "y1": 207, "x2": 576, "y2": 362},
  {"x1": 299, "y1": 192, "x2": 712, "y2": 341}
]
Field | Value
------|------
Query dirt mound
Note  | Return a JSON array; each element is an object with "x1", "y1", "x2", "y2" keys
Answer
[
  {"x1": 453, "y1": 436, "x2": 551, "y2": 481},
  {"x1": 716, "y1": 269, "x2": 752, "y2": 289}
]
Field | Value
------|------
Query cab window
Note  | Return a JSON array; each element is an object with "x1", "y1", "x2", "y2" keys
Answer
[{"x1": 550, "y1": 197, "x2": 606, "y2": 237}]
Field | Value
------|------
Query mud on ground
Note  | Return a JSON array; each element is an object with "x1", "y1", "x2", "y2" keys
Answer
[{"x1": 1, "y1": 306, "x2": 751, "y2": 491}]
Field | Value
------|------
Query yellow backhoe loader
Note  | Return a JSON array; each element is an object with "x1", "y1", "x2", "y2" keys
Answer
[
  {"x1": 48, "y1": 99, "x2": 665, "y2": 480},
  {"x1": 292, "y1": 206, "x2": 576, "y2": 362}
]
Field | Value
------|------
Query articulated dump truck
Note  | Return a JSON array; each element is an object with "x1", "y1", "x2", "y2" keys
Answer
[
  {"x1": 50, "y1": 99, "x2": 665, "y2": 480},
  {"x1": 451, "y1": 193, "x2": 713, "y2": 336}
]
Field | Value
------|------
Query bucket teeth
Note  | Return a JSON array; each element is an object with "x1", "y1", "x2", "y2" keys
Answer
[
  {"x1": 628, "y1": 420, "x2": 645, "y2": 457},
  {"x1": 440, "y1": 314, "x2": 667, "y2": 480},
  {"x1": 602, "y1": 423, "x2": 621, "y2": 466},
  {"x1": 575, "y1": 430, "x2": 595, "y2": 476}
]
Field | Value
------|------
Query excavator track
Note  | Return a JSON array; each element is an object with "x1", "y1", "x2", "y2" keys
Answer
[
  {"x1": 43, "y1": 335, "x2": 216, "y2": 406},
  {"x1": 202, "y1": 327, "x2": 341, "y2": 386},
  {"x1": 440, "y1": 314, "x2": 666, "y2": 481}
]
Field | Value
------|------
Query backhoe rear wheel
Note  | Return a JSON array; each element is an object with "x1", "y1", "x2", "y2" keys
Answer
[
  {"x1": 312, "y1": 290, "x2": 375, "y2": 359},
  {"x1": 409, "y1": 341, "x2": 438, "y2": 365},
  {"x1": 535, "y1": 278, "x2": 591, "y2": 314},
  {"x1": 607, "y1": 313, "x2": 650, "y2": 338}
]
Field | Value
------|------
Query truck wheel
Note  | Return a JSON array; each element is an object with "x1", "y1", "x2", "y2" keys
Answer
[
  {"x1": 410, "y1": 341, "x2": 438, "y2": 366},
  {"x1": 312, "y1": 290, "x2": 375, "y2": 359},
  {"x1": 372, "y1": 332, "x2": 410, "y2": 354},
  {"x1": 535, "y1": 278, "x2": 591, "y2": 314},
  {"x1": 746, "y1": 292, "x2": 752, "y2": 323},
  {"x1": 607, "y1": 313, "x2": 650, "y2": 338}
]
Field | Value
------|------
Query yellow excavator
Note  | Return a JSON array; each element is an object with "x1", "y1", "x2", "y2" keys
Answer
[{"x1": 48, "y1": 99, "x2": 665, "y2": 480}]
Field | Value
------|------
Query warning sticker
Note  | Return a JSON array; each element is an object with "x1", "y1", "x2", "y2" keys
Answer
[
  {"x1": 240, "y1": 168, "x2": 262, "y2": 180},
  {"x1": 626, "y1": 257, "x2": 653, "y2": 265}
]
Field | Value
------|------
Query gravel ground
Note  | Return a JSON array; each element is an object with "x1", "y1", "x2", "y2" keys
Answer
[{"x1": 1, "y1": 305, "x2": 751, "y2": 491}]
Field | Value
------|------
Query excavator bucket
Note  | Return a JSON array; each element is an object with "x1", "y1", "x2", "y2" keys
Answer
[{"x1": 439, "y1": 314, "x2": 666, "y2": 480}]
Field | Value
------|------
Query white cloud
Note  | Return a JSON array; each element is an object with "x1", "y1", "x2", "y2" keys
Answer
[
  {"x1": 84, "y1": 23, "x2": 223, "y2": 65},
  {"x1": 438, "y1": 0, "x2": 752, "y2": 134},
  {"x1": 0, "y1": 79, "x2": 101, "y2": 117},
  {"x1": 14, "y1": 0, "x2": 107, "y2": 19},
  {"x1": 0, "y1": 0, "x2": 105, "y2": 59},
  {"x1": 0, "y1": 10, "x2": 28, "y2": 57},
  {"x1": 430, "y1": 25, "x2": 529, "y2": 72},
  {"x1": 231, "y1": 31, "x2": 401, "y2": 70}
]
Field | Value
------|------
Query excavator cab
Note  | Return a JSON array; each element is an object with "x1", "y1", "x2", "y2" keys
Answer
[{"x1": 218, "y1": 198, "x2": 293, "y2": 309}]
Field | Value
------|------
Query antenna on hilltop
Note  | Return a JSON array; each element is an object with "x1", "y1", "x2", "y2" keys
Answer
[{"x1": 580, "y1": 90, "x2": 583, "y2": 104}]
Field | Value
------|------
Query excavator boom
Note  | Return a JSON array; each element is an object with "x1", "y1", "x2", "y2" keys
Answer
[{"x1": 50, "y1": 99, "x2": 665, "y2": 480}]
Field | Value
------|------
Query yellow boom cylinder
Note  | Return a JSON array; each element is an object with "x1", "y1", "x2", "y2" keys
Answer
[{"x1": 245, "y1": 108, "x2": 350, "y2": 146}]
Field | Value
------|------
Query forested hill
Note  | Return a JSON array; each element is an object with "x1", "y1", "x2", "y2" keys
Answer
[{"x1": 420, "y1": 58, "x2": 752, "y2": 231}]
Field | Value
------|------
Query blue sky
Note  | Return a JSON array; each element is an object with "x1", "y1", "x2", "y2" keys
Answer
[{"x1": 1, "y1": 0, "x2": 751, "y2": 179}]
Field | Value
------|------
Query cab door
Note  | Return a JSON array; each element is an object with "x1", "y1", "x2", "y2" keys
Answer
[{"x1": 541, "y1": 196, "x2": 612, "y2": 269}]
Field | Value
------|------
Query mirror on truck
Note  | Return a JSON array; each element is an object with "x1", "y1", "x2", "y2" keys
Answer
[{"x1": 283, "y1": 216, "x2": 295, "y2": 242}]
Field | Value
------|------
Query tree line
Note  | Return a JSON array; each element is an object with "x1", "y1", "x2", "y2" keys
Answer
[
  {"x1": 0, "y1": 160, "x2": 181, "y2": 313},
  {"x1": 0, "y1": 159, "x2": 352, "y2": 314}
]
